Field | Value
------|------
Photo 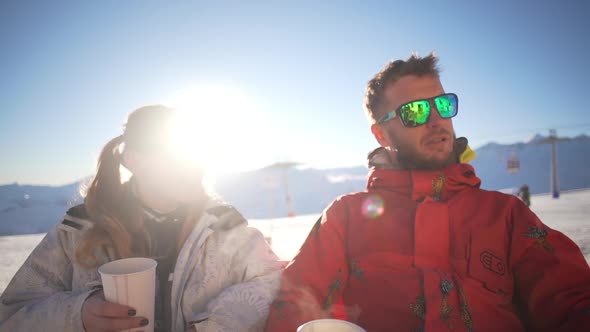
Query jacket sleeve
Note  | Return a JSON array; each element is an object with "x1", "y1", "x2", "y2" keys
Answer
[
  {"x1": 0, "y1": 227, "x2": 97, "y2": 332},
  {"x1": 265, "y1": 198, "x2": 350, "y2": 332},
  {"x1": 191, "y1": 226, "x2": 283, "y2": 332},
  {"x1": 509, "y1": 198, "x2": 590, "y2": 331}
]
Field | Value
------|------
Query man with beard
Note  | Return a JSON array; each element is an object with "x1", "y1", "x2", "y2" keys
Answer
[{"x1": 265, "y1": 54, "x2": 590, "y2": 331}]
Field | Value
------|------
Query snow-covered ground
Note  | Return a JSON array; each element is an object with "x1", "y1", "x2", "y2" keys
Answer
[
  {"x1": 527, "y1": 189, "x2": 590, "y2": 262},
  {"x1": 1, "y1": 189, "x2": 589, "y2": 294}
]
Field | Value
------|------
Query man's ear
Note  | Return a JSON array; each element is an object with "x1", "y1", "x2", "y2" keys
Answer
[{"x1": 371, "y1": 123, "x2": 390, "y2": 148}]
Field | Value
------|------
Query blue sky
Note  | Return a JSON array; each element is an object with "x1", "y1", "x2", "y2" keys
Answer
[{"x1": 1, "y1": 0, "x2": 589, "y2": 185}]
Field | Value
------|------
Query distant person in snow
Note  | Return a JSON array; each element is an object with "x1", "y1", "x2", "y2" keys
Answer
[
  {"x1": 0, "y1": 105, "x2": 281, "y2": 332},
  {"x1": 266, "y1": 53, "x2": 590, "y2": 331},
  {"x1": 518, "y1": 184, "x2": 531, "y2": 206}
]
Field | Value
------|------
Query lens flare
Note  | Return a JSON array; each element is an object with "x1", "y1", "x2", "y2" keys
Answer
[
  {"x1": 361, "y1": 194, "x2": 385, "y2": 219},
  {"x1": 162, "y1": 84, "x2": 274, "y2": 175}
]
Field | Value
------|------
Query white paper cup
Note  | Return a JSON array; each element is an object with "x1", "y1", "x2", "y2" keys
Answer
[
  {"x1": 98, "y1": 257, "x2": 157, "y2": 332},
  {"x1": 297, "y1": 319, "x2": 366, "y2": 332}
]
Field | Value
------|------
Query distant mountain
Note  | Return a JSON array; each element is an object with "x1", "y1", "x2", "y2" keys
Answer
[
  {"x1": 526, "y1": 133, "x2": 549, "y2": 144},
  {"x1": 212, "y1": 165, "x2": 368, "y2": 219},
  {"x1": 1, "y1": 134, "x2": 589, "y2": 235},
  {"x1": 471, "y1": 134, "x2": 590, "y2": 194},
  {"x1": 0, "y1": 182, "x2": 83, "y2": 235}
]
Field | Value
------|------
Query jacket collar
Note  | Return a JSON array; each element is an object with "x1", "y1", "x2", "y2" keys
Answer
[{"x1": 366, "y1": 147, "x2": 481, "y2": 202}]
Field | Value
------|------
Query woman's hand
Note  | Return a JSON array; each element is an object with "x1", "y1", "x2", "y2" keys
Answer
[{"x1": 82, "y1": 290, "x2": 149, "y2": 331}]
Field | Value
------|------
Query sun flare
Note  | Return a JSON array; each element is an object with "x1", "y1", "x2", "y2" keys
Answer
[{"x1": 163, "y1": 84, "x2": 273, "y2": 176}]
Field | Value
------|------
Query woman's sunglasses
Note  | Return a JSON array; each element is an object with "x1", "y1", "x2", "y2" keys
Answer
[{"x1": 377, "y1": 93, "x2": 458, "y2": 128}]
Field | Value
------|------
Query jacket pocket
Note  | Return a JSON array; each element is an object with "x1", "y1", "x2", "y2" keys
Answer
[{"x1": 466, "y1": 227, "x2": 514, "y2": 302}]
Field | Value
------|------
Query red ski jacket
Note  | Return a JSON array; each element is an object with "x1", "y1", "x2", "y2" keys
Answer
[{"x1": 265, "y1": 161, "x2": 590, "y2": 331}]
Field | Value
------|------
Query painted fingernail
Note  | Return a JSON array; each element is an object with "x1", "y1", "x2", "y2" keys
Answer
[
  {"x1": 128, "y1": 309, "x2": 136, "y2": 316},
  {"x1": 140, "y1": 318, "x2": 149, "y2": 326}
]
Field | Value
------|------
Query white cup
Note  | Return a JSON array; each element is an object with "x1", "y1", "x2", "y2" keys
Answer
[
  {"x1": 98, "y1": 257, "x2": 158, "y2": 332},
  {"x1": 297, "y1": 319, "x2": 366, "y2": 332}
]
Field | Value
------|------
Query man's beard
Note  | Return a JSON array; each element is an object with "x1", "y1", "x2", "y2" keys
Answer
[{"x1": 392, "y1": 131, "x2": 457, "y2": 170}]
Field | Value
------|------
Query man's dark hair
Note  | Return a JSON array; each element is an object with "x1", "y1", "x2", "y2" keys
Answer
[{"x1": 364, "y1": 53, "x2": 440, "y2": 123}]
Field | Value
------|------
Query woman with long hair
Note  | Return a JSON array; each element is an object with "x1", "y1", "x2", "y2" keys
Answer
[{"x1": 0, "y1": 105, "x2": 282, "y2": 332}]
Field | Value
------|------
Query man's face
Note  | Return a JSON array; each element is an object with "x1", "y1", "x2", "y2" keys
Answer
[{"x1": 372, "y1": 75, "x2": 456, "y2": 169}]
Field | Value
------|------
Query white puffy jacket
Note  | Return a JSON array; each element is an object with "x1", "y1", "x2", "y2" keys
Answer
[{"x1": 0, "y1": 199, "x2": 282, "y2": 332}]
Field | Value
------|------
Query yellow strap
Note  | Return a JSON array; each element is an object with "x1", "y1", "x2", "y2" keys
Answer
[{"x1": 459, "y1": 144, "x2": 477, "y2": 163}]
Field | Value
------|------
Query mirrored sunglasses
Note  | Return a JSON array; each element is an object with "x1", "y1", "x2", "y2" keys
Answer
[{"x1": 377, "y1": 93, "x2": 458, "y2": 127}]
